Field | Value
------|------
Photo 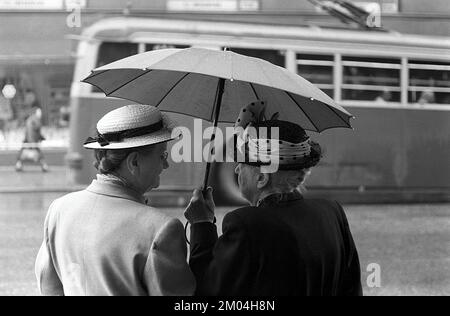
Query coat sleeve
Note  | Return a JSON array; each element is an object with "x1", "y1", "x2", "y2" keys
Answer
[
  {"x1": 335, "y1": 202, "x2": 363, "y2": 296},
  {"x1": 189, "y1": 212, "x2": 254, "y2": 296},
  {"x1": 35, "y1": 202, "x2": 64, "y2": 296},
  {"x1": 144, "y1": 218, "x2": 196, "y2": 296}
]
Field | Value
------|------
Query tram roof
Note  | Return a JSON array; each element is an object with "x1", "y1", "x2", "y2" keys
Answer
[{"x1": 80, "y1": 16, "x2": 450, "y2": 54}]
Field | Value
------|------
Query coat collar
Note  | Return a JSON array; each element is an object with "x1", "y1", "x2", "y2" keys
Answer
[
  {"x1": 86, "y1": 178, "x2": 145, "y2": 204},
  {"x1": 257, "y1": 190, "x2": 304, "y2": 208}
]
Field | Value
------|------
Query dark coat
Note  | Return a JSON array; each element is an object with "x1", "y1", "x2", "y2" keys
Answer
[{"x1": 189, "y1": 192, "x2": 362, "y2": 296}]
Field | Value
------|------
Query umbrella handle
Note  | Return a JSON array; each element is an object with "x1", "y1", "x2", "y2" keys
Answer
[
  {"x1": 202, "y1": 161, "x2": 213, "y2": 194},
  {"x1": 202, "y1": 77, "x2": 226, "y2": 193}
]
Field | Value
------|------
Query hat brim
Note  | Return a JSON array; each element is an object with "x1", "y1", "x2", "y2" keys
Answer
[
  {"x1": 84, "y1": 114, "x2": 180, "y2": 150},
  {"x1": 83, "y1": 128, "x2": 179, "y2": 150}
]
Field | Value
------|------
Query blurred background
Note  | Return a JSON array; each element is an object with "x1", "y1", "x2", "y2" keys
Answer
[{"x1": 0, "y1": 0, "x2": 449, "y2": 296}]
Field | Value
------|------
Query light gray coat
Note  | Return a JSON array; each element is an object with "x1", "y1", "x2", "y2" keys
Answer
[{"x1": 35, "y1": 179, "x2": 195, "y2": 296}]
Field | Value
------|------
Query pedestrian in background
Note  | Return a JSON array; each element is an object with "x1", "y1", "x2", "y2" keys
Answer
[
  {"x1": 15, "y1": 105, "x2": 49, "y2": 172},
  {"x1": 0, "y1": 92, "x2": 13, "y2": 142}
]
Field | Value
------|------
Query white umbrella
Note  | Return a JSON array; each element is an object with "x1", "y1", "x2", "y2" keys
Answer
[{"x1": 83, "y1": 47, "x2": 354, "y2": 188}]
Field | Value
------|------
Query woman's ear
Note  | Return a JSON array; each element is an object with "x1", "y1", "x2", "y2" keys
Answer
[
  {"x1": 126, "y1": 152, "x2": 139, "y2": 175},
  {"x1": 256, "y1": 172, "x2": 270, "y2": 189}
]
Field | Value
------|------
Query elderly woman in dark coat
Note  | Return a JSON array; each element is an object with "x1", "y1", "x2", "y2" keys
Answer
[{"x1": 185, "y1": 102, "x2": 362, "y2": 296}]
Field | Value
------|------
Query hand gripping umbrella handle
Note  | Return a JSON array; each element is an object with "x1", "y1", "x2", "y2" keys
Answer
[
  {"x1": 202, "y1": 77, "x2": 226, "y2": 192},
  {"x1": 185, "y1": 78, "x2": 226, "y2": 245}
]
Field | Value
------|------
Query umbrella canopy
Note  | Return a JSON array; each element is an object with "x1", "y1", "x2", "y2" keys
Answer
[{"x1": 83, "y1": 47, "x2": 353, "y2": 132}]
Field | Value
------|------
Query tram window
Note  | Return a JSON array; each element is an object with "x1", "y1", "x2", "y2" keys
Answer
[
  {"x1": 296, "y1": 54, "x2": 334, "y2": 98},
  {"x1": 145, "y1": 44, "x2": 190, "y2": 51},
  {"x1": 343, "y1": 89, "x2": 401, "y2": 102},
  {"x1": 95, "y1": 42, "x2": 138, "y2": 68},
  {"x1": 343, "y1": 67, "x2": 400, "y2": 86},
  {"x1": 342, "y1": 56, "x2": 401, "y2": 102},
  {"x1": 343, "y1": 56, "x2": 400, "y2": 64},
  {"x1": 409, "y1": 69, "x2": 450, "y2": 88},
  {"x1": 408, "y1": 91, "x2": 450, "y2": 105},
  {"x1": 408, "y1": 60, "x2": 450, "y2": 104},
  {"x1": 298, "y1": 65, "x2": 333, "y2": 84},
  {"x1": 229, "y1": 48, "x2": 285, "y2": 68},
  {"x1": 297, "y1": 54, "x2": 334, "y2": 61},
  {"x1": 93, "y1": 42, "x2": 139, "y2": 93}
]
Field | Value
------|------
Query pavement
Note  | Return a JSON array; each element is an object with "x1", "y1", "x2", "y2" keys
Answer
[
  {"x1": 0, "y1": 166, "x2": 80, "y2": 193},
  {"x1": 1, "y1": 197, "x2": 449, "y2": 296},
  {"x1": 0, "y1": 165, "x2": 193, "y2": 207}
]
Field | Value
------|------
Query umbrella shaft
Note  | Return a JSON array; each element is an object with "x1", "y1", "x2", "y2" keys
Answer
[{"x1": 202, "y1": 78, "x2": 226, "y2": 193}]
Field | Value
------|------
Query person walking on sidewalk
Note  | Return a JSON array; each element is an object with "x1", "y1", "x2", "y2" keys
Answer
[{"x1": 15, "y1": 105, "x2": 49, "y2": 172}]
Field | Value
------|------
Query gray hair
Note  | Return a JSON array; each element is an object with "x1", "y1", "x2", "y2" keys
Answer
[
  {"x1": 267, "y1": 168, "x2": 312, "y2": 193},
  {"x1": 93, "y1": 146, "x2": 154, "y2": 175}
]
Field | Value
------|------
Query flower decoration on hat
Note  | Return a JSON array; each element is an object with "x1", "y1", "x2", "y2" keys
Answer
[{"x1": 234, "y1": 100, "x2": 320, "y2": 170}]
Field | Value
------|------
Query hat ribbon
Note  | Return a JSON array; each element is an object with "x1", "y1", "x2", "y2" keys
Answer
[{"x1": 84, "y1": 120, "x2": 164, "y2": 147}]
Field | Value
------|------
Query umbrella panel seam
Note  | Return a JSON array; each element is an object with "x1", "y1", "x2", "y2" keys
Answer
[
  {"x1": 286, "y1": 92, "x2": 320, "y2": 132},
  {"x1": 81, "y1": 70, "x2": 109, "y2": 82},
  {"x1": 249, "y1": 82, "x2": 260, "y2": 100},
  {"x1": 326, "y1": 103, "x2": 353, "y2": 128},
  {"x1": 155, "y1": 72, "x2": 191, "y2": 108},
  {"x1": 107, "y1": 69, "x2": 153, "y2": 97}
]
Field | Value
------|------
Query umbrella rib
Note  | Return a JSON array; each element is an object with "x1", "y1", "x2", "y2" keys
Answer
[
  {"x1": 286, "y1": 92, "x2": 320, "y2": 132},
  {"x1": 211, "y1": 77, "x2": 222, "y2": 121},
  {"x1": 106, "y1": 69, "x2": 153, "y2": 96},
  {"x1": 326, "y1": 103, "x2": 352, "y2": 127},
  {"x1": 155, "y1": 72, "x2": 191, "y2": 107},
  {"x1": 82, "y1": 70, "x2": 108, "y2": 82},
  {"x1": 249, "y1": 82, "x2": 260, "y2": 99}
]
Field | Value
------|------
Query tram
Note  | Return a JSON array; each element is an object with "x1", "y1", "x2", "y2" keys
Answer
[{"x1": 67, "y1": 17, "x2": 450, "y2": 203}]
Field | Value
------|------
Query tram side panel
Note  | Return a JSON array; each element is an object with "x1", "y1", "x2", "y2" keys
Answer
[{"x1": 310, "y1": 106, "x2": 450, "y2": 190}]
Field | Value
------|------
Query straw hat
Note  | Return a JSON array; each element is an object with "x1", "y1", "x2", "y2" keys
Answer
[{"x1": 83, "y1": 105, "x2": 179, "y2": 150}]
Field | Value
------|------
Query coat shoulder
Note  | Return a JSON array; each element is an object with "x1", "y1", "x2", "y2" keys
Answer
[
  {"x1": 301, "y1": 198, "x2": 346, "y2": 217},
  {"x1": 48, "y1": 189, "x2": 179, "y2": 233},
  {"x1": 225, "y1": 199, "x2": 344, "y2": 225},
  {"x1": 222, "y1": 206, "x2": 263, "y2": 230},
  {"x1": 301, "y1": 198, "x2": 342, "y2": 210},
  {"x1": 139, "y1": 206, "x2": 179, "y2": 229},
  {"x1": 225, "y1": 206, "x2": 259, "y2": 222},
  {"x1": 44, "y1": 190, "x2": 85, "y2": 216}
]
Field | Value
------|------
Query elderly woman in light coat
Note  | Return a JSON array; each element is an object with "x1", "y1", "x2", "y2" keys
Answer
[{"x1": 35, "y1": 105, "x2": 195, "y2": 296}]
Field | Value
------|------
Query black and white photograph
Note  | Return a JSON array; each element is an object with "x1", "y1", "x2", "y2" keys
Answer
[{"x1": 0, "y1": 0, "x2": 449, "y2": 299}]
